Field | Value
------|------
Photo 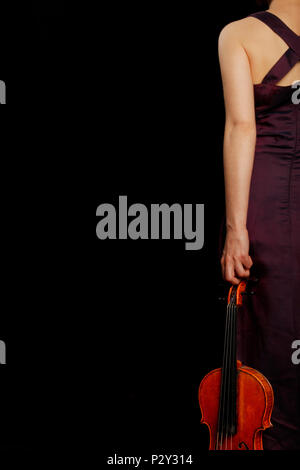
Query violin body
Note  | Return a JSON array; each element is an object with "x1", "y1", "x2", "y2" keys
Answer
[
  {"x1": 198, "y1": 281, "x2": 274, "y2": 450},
  {"x1": 199, "y1": 360, "x2": 274, "y2": 450}
]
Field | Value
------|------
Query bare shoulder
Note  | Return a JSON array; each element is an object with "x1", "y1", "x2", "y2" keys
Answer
[{"x1": 218, "y1": 16, "x2": 264, "y2": 49}]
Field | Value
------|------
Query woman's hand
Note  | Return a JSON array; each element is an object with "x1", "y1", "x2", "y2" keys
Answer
[{"x1": 221, "y1": 227, "x2": 253, "y2": 285}]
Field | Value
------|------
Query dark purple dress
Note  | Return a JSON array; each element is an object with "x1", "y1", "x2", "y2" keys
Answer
[{"x1": 236, "y1": 11, "x2": 300, "y2": 450}]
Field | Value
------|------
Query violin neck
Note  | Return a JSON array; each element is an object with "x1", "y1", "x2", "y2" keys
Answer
[{"x1": 217, "y1": 298, "x2": 238, "y2": 438}]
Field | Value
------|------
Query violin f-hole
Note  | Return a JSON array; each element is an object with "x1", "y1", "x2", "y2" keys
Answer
[
  {"x1": 238, "y1": 442, "x2": 249, "y2": 450},
  {"x1": 198, "y1": 281, "x2": 274, "y2": 450}
]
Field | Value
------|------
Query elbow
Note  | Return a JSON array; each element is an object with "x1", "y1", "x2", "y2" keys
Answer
[{"x1": 225, "y1": 120, "x2": 256, "y2": 135}]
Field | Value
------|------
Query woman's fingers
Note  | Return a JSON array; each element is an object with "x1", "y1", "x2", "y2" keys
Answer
[
  {"x1": 235, "y1": 259, "x2": 251, "y2": 278},
  {"x1": 221, "y1": 229, "x2": 253, "y2": 285},
  {"x1": 224, "y1": 257, "x2": 241, "y2": 285},
  {"x1": 241, "y1": 254, "x2": 253, "y2": 269},
  {"x1": 221, "y1": 255, "x2": 252, "y2": 284}
]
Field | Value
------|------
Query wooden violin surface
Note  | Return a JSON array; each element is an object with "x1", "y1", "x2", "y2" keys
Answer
[
  {"x1": 199, "y1": 361, "x2": 274, "y2": 450},
  {"x1": 198, "y1": 281, "x2": 274, "y2": 450}
]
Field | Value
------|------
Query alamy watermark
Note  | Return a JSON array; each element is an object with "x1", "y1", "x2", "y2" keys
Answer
[
  {"x1": 291, "y1": 339, "x2": 300, "y2": 365},
  {"x1": 291, "y1": 80, "x2": 300, "y2": 105},
  {"x1": 0, "y1": 340, "x2": 6, "y2": 364},
  {"x1": 96, "y1": 196, "x2": 204, "y2": 251},
  {"x1": 0, "y1": 80, "x2": 6, "y2": 104}
]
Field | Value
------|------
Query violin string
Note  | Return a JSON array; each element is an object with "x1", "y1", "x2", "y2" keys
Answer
[
  {"x1": 230, "y1": 294, "x2": 238, "y2": 450},
  {"x1": 224, "y1": 301, "x2": 231, "y2": 450},
  {"x1": 231, "y1": 300, "x2": 236, "y2": 447},
  {"x1": 226, "y1": 305, "x2": 234, "y2": 450},
  {"x1": 231, "y1": 302, "x2": 237, "y2": 449},
  {"x1": 230, "y1": 302, "x2": 236, "y2": 450},
  {"x1": 227, "y1": 291, "x2": 237, "y2": 449},
  {"x1": 216, "y1": 303, "x2": 227, "y2": 450},
  {"x1": 226, "y1": 297, "x2": 235, "y2": 450},
  {"x1": 226, "y1": 300, "x2": 232, "y2": 450},
  {"x1": 227, "y1": 295, "x2": 236, "y2": 449},
  {"x1": 216, "y1": 298, "x2": 231, "y2": 449},
  {"x1": 232, "y1": 297, "x2": 238, "y2": 448},
  {"x1": 220, "y1": 293, "x2": 234, "y2": 450},
  {"x1": 216, "y1": 285, "x2": 242, "y2": 450}
]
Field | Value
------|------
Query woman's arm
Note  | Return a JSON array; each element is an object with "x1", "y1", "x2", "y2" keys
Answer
[{"x1": 218, "y1": 22, "x2": 256, "y2": 285}]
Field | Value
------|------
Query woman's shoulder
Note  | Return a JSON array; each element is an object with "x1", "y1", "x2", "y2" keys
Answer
[{"x1": 218, "y1": 13, "x2": 267, "y2": 48}]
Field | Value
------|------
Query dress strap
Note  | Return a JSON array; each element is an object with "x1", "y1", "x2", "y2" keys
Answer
[
  {"x1": 249, "y1": 11, "x2": 300, "y2": 54},
  {"x1": 249, "y1": 11, "x2": 300, "y2": 85}
]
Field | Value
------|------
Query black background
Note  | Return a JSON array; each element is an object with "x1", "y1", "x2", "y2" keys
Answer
[
  {"x1": 0, "y1": 0, "x2": 289, "y2": 462},
  {"x1": 0, "y1": 0, "x2": 68, "y2": 461},
  {"x1": 1, "y1": 1, "x2": 67, "y2": 104}
]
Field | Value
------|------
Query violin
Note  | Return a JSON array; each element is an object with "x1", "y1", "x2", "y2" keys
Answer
[{"x1": 198, "y1": 280, "x2": 274, "y2": 450}]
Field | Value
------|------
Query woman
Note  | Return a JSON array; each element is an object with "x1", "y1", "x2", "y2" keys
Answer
[{"x1": 219, "y1": 0, "x2": 300, "y2": 450}]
